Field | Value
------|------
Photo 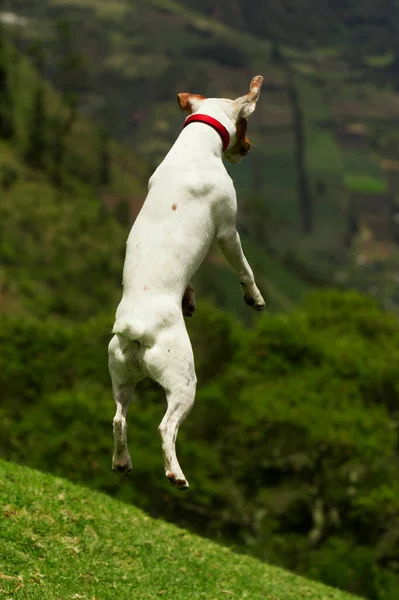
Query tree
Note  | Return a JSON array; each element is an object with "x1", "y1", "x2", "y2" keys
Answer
[
  {"x1": 24, "y1": 42, "x2": 47, "y2": 170},
  {"x1": 51, "y1": 94, "x2": 77, "y2": 186},
  {"x1": 24, "y1": 80, "x2": 47, "y2": 170},
  {"x1": 272, "y1": 44, "x2": 314, "y2": 235},
  {"x1": 0, "y1": 24, "x2": 14, "y2": 140},
  {"x1": 98, "y1": 127, "x2": 112, "y2": 187},
  {"x1": 49, "y1": 19, "x2": 92, "y2": 184}
]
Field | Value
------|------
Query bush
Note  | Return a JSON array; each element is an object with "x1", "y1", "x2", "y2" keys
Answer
[{"x1": 2, "y1": 290, "x2": 399, "y2": 599}]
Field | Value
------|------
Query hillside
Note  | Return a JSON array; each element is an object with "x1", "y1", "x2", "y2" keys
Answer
[
  {"x1": 0, "y1": 25, "x2": 150, "y2": 320},
  {"x1": 3, "y1": 290, "x2": 399, "y2": 599},
  {"x1": 0, "y1": 19, "x2": 311, "y2": 320},
  {"x1": 7, "y1": 0, "x2": 399, "y2": 310},
  {"x1": 0, "y1": 459, "x2": 362, "y2": 600},
  {"x1": 2, "y1": 5, "x2": 399, "y2": 599}
]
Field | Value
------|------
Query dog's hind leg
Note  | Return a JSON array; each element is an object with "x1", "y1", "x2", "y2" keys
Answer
[
  {"x1": 160, "y1": 381, "x2": 196, "y2": 489},
  {"x1": 108, "y1": 334, "x2": 142, "y2": 475},
  {"x1": 111, "y1": 380, "x2": 136, "y2": 475},
  {"x1": 143, "y1": 322, "x2": 197, "y2": 489}
]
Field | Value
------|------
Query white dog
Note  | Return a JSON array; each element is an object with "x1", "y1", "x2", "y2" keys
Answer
[{"x1": 109, "y1": 76, "x2": 265, "y2": 489}]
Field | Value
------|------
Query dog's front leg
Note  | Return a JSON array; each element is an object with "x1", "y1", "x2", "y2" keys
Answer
[
  {"x1": 182, "y1": 282, "x2": 196, "y2": 317},
  {"x1": 217, "y1": 228, "x2": 265, "y2": 311}
]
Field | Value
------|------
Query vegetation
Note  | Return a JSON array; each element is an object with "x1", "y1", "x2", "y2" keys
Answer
[
  {"x1": 11, "y1": 0, "x2": 399, "y2": 311},
  {"x1": 1, "y1": 3, "x2": 399, "y2": 600},
  {"x1": 0, "y1": 459, "x2": 361, "y2": 600},
  {"x1": 2, "y1": 291, "x2": 399, "y2": 599}
]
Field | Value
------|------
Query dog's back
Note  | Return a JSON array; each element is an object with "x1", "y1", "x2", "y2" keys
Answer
[{"x1": 113, "y1": 123, "x2": 233, "y2": 346}]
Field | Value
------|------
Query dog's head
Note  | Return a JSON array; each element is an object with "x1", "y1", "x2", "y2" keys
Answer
[{"x1": 177, "y1": 76, "x2": 263, "y2": 163}]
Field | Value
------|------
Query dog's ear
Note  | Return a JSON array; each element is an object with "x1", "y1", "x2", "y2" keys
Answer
[
  {"x1": 177, "y1": 93, "x2": 207, "y2": 114},
  {"x1": 234, "y1": 75, "x2": 263, "y2": 119}
]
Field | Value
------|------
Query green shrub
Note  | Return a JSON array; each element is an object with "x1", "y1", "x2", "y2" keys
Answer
[{"x1": 2, "y1": 290, "x2": 399, "y2": 600}]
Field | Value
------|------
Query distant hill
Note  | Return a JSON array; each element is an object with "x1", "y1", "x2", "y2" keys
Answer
[
  {"x1": 0, "y1": 18, "x2": 312, "y2": 321},
  {"x1": 5, "y1": 0, "x2": 399, "y2": 311}
]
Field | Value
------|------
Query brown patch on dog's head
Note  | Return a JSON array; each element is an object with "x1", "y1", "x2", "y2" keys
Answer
[
  {"x1": 234, "y1": 118, "x2": 251, "y2": 157},
  {"x1": 224, "y1": 118, "x2": 251, "y2": 163},
  {"x1": 177, "y1": 93, "x2": 207, "y2": 114}
]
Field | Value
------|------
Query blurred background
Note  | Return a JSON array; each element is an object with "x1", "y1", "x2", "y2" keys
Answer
[{"x1": 1, "y1": 1, "x2": 399, "y2": 598}]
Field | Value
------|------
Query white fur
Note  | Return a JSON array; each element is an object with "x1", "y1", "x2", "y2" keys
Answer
[{"x1": 109, "y1": 78, "x2": 264, "y2": 489}]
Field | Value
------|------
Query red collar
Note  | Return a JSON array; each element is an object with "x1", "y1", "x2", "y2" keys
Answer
[{"x1": 183, "y1": 114, "x2": 230, "y2": 152}]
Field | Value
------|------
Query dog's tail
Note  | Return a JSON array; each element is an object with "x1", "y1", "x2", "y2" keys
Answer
[{"x1": 112, "y1": 317, "x2": 146, "y2": 343}]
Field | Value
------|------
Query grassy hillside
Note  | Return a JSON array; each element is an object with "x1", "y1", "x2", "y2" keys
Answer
[{"x1": 0, "y1": 459, "x2": 362, "y2": 600}]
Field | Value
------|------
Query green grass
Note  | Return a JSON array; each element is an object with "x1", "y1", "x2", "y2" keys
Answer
[
  {"x1": 0, "y1": 459, "x2": 362, "y2": 600},
  {"x1": 364, "y1": 52, "x2": 394, "y2": 68},
  {"x1": 344, "y1": 173, "x2": 387, "y2": 193},
  {"x1": 307, "y1": 128, "x2": 344, "y2": 178},
  {"x1": 339, "y1": 145, "x2": 388, "y2": 194}
]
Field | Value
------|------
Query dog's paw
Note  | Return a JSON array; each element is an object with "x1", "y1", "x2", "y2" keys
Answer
[
  {"x1": 245, "y1": 296, "x2": 265, "y2": 311},
  {"x1": 182, "y1": 303, "x2": 196, "y2": 317},
  {"x1": 112, "y1": 456, "x2": 133, "y2": 476},
  {"x1": 241, "y1": 282, "x2": 265, "y2": 311},
  {"x1": 166, "y1": 471, "x2": 190, "y2": 490},
  {"x1": 182, "y1": 284, "x2": 196, "y2": 318}
]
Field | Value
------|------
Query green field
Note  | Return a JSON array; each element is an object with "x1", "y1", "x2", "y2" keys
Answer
[{"x1": 0, "y1": 459, "x2": 362, "y2": 600}]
